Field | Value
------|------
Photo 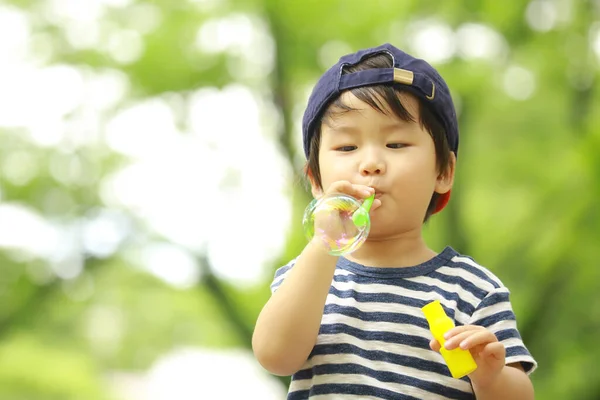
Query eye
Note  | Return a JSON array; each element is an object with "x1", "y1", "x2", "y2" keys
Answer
[
  {"x1": 335, "y1": 145, "x2": 357, "y2": 152},
  {"x1": 387, "y1": 143, "x2": 407, "y2": 149}
]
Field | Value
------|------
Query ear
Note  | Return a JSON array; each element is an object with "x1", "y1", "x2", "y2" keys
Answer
[
  {"x1": 304, "y1": 165, "x2": 323, "y2": 198},
  {"x1": 311, "y1": 185, "x2": 323, "y2": 198},
  {"x1": 434, "y1": 151, "x2": 456, "y2": 194}
]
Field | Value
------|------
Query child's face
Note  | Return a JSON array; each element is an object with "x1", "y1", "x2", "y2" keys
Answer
[{"x1": 316, "y1": 91, "x2": 454, "y2": 236}]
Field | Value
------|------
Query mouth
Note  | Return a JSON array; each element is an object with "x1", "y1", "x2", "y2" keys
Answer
[{"x1": 372, "y1": 190, "x2": 384, "y2": 199}]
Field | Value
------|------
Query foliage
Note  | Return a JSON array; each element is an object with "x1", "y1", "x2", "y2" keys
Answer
[{"x1": 0, "y1": 0, "x2": 598, "y2": 398}]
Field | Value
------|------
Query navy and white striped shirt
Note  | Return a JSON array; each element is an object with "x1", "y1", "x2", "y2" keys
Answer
[{"x1": 270, "y1": 246, "x2": 537, "y2": 399}]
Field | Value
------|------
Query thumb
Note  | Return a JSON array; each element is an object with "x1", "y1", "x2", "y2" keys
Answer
[
  {"x1": 430, "y1": 339, "x2": 442, "y2": 353},
  {"x1": 369, "y1": 198, "x2": 382, "y2": 211}
]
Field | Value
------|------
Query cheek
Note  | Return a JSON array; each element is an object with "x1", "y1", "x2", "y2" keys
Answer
[
  {"x1": 317, "y1": 153, "x2": 351, "y2": 186},
  {"x1": 389, "y1": 151, "x2": 438, "y2": 198},
  {"x1": 410, "y1": 145, "x2": 439, "y2": 178},
  {"x1": 394, "y1": 146, "x2": 437, "y2": 174}
]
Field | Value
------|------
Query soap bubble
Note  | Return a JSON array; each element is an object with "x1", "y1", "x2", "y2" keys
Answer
[{"x1": 302, "y1": 193, "x2": 370, "y2": 256}]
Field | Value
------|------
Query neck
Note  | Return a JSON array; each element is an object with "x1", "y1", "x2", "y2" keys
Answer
[{"x1": 345, "y1": 226, "x2": 437, "y2": 267}]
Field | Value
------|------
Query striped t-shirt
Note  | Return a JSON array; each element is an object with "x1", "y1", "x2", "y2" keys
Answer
[{"x1": 270, "y1": 246, "x2": 537, "y2": 400}]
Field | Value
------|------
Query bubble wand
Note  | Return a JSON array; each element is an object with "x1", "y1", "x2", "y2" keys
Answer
[{"x1": 352, "y1": 193, "x2": 375, "y2": 227}]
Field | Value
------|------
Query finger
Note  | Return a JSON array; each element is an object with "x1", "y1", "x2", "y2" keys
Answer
[
  {"x1": 444, "y1": 330, "x2": 478, "y2": 350},
  {"x1": 326, "y1": 181, "x2": 374, "y2": 199},
  {"x1": 443, "y1": 325, "x2": 481, "y2": 340},
  {"x1": 481, "y1": 342, "x2": 505, "y2": 360},
  {"x1": 325, "y1": 180, "x2": 353, "y2": 195},
  {"x1": 430, "y1": 339, "x2": 441, "y2": 352},
  {"x1": 352, "y1": 184, "x2": 375, "y2": 199},
  {"x1": 458, "y1": 330, "x2": 498, "y2": 350}
]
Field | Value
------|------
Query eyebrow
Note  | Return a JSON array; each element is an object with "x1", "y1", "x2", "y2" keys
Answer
[
  {"x1": 325, "y1": 124, "x2": 360, "y2": 134},
  {"x1": 325, "y1": 121, "x2": 413, "y2": 135},
  {"x1": 380, "y1": 121, "x2": 412, "y2": 133}
]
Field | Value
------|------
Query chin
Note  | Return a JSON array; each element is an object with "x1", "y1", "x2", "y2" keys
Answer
[
  {"x1": 369, "y1": 218, "x2": 418, "y2": 237},
  {"x1": 366, "y1": 224, "x2": 393, "y2": 239}
]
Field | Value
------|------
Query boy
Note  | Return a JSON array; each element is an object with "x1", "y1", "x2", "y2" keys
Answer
[{"x1": 252, "y1": 43, "x2": 537, "y2": 399}]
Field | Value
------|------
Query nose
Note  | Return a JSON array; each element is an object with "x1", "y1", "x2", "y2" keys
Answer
[{"x1": 359, "y1": 148, "x2": 386, "y2": 176}]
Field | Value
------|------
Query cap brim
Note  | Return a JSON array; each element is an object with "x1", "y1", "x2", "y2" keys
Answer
[{"x1": 433, "y1": 191, "x2": 451, "y2": 214}]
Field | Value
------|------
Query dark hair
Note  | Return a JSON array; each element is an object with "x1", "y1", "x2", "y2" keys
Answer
[{"x1": 305, "y1": 53, "x2": 452, "y2": 222}]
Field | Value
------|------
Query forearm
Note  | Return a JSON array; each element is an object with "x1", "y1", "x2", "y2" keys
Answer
[
  {"x1": 252, "y1": 240, "x2": 337, "y2": 375},
  {"x1": 473, "y1": 364, "x2": 534, "y2": 400}
]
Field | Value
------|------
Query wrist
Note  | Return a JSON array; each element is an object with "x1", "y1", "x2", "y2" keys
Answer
[
  {"x1": 470, "y1": 365, "x2": 505, "y2": 392},
  {"x1": 471, "y1": 364, "x2": 533, "y2": 400},
  {"x1": 307, "y1": 237, "x2": 339, "y2": 256},
  {"x1": 303, "y1": 238, "x2": 341, "y2": 263}
]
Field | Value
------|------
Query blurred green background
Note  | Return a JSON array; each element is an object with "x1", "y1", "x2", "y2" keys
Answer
[{"x1": 0, "y1": 0, "x2": 598, "y2": 399}]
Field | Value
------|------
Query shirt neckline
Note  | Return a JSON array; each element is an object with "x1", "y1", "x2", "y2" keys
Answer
[{"x1": 337, "y1": 246, "x2": 458, "y2": 279}]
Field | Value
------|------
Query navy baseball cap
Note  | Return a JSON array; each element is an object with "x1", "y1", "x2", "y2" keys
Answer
[
  {"x1": 302, "y1": 43, "x2": 459, "y2": 157},
  {"x1": 301, "y1": 43, "x2": 459, "y2": 213}
]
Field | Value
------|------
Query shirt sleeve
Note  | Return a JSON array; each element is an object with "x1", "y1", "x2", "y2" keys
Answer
[
  {"x1": 269, "y1": 258, "x2": 297, "y2": 294},
  {"x1": 468, "y1": 287, "x2": 538, "y2": 375}
]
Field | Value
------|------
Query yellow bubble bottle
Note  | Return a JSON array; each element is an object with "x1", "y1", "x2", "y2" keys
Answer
[{"x1": 422, "y1": 300, "x2": 478, "y2": 379}]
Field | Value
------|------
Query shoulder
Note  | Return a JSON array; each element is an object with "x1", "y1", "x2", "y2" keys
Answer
[{"x1": 441, "y1": 247, "x2": 507, "y2": 293}]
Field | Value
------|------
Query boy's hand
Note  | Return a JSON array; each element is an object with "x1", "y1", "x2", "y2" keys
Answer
[
  {"x1": 312, "y1": 181, "x2": 381, "y2": 247},
  {"x1": 429, "y1": 325, "x2": 505, "y2": 388},
  {"x1": 321, "y1": 180, "x2": 382, "y2": 210}
]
